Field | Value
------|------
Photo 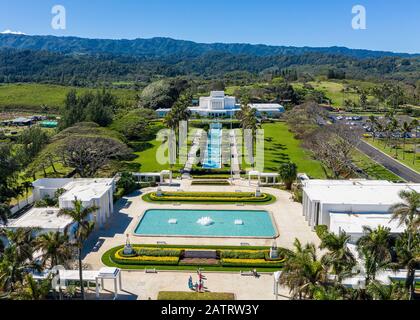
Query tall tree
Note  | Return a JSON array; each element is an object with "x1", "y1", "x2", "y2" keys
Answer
[
  {"x1": 319, "y1": 231, "x2": 356, "y2": 283},
  {"x1": 279, "y1": 239, "x2": 328, "y2": 300},
  {"x1": 35, "y1": 232, "x2": 73, "y2": 268},
  {"x1": 357, "y1": 226, "x2": 393, "y2": 286},
  {"x1": 60, "y1": 136, "x2": 130, "y2": 178},
  {"x1": 400, "y1": 122, "x2": 412, "y2": 160},
  {"x1": 58, "y1": 198, "x2": 98, "y2": 300},
  {"x1": 278, "y1": 162, "x2": 298, "y2": 190},
  {"x1": 389, "y1": 190, "x2": 420, "y2": 299}
]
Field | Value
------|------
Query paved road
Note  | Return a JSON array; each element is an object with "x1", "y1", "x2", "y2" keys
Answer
[{"x1": 357, "y1": 140, "x2": 420, "y2": 183}]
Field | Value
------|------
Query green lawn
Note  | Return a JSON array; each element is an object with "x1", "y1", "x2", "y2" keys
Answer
[
  {"x1": 352, "y1": 150, "x2": 404, "y2": 182},
  {"x1": 125, "y1": 128, "x2": 201, "y2": 173},
  {"x1": 0, "y1": 83, "x2": 137, "y2": 111},
  {"x1": 257, "y1": 122, "x2": 326, "y2": 178},
  {"x1": 158, "y1": 292, "x2": 235, "y2": 301},
  {"x1": 364, "y1": 138, "x2": 420, "y2": 173}
]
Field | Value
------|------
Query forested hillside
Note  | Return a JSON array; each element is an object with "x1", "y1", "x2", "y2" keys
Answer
[
  {"x1": 1, "y1": 47, "x2": 419, "y2": 86},
  {"x1": 0, "y1": 34, "x2": 417, "y2": 58}
]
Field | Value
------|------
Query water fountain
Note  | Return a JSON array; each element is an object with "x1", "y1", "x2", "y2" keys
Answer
[
  {"x1": 197, "y1": 217, "x2": 214, "y2": 226},
  {"x1": 168, "y1": 219, "x2": 178, "y2": 224}
]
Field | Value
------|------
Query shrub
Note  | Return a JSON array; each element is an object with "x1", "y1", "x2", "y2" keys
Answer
[
  {"x1": 117, "y1": 172, "x2": 139, "y2": 195},
  {"x1": 112, "y1": 249, "x2": 179, "y2": 265},
  {"x1": 113, "y1": 188, "x2": 125, "y2": 202},
  {"x1": 221, "y1": 250, "x2": 266, "y2": 259},
  {"x1": 138, "y1": 182, "x2": 158, "y2": 189},
  {"x1": 191, "y1": 175, "x2": 232, "y2": 180},
  {"x1": 191, "y1": 180, "x2": 230, "y2": 186},
  {"x1": 221, "y1": 258, "x2": 284, "y2": 268},
  {"x1": 315, "y1": 225, "x2": 329, "y2": 240},
  {"x1": 137, "y1": 248, "x2": 182, "y2": 257}
]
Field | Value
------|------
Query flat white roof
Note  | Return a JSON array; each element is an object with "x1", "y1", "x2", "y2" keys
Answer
[
  {"x1": 60, "y1": 180, "x2": 113, "y2": 202},
  {"x1": 249, "y1": 103, "x2": 285, "y2": 110},
  {"x1": 329, "y1": 212, "x2": 406, "y2": 235},
  {"x1": 7, "y1": 208, "x2": 73, "y2": 231},
  {"x1": 303, "y1": 180, "x2": 420, "y2": 205}
]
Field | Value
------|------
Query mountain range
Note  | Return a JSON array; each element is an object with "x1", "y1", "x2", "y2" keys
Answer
[{"x1": 0, "y1": 34, "x2": 417, "y2": 59}]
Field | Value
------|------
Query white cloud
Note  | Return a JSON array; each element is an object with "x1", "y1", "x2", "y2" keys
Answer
[{"x1": 1, "y1": 29, "x2": 26, "y2": 35}]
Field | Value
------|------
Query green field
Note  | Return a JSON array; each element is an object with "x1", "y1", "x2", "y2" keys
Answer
[
  {"x1": 292, "y1": 80, "x2": 376, "y2": 107},
  {"x1": 255, "y1": 122, "x2": 326, "y2": 178},
  {"x1": 364, "y1": 138, "x2": 420, "y2": 173},
  {"x1": 0, "y1": 83, "x2": 137, "y2": 111}
]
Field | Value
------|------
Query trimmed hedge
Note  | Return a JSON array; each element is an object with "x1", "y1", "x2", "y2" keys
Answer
[
  {"x1": 138, "y1": 248, "x2": 182, "y2": 257},
  {"x1": 191, "y1": 175, "x2": 232, "y2": 180},
  {"x1": 113, "y1": 249, "x2": 180, "y2": 266},
  {"x1": 191, "y1": 180, "x2": 230, "y2": 186},
  {"x1": 221, "y1": 250, "x2": 267, "y2": 259},
  {"x1": 221, "y1": 258, "x2": 285, "y2": 268}
]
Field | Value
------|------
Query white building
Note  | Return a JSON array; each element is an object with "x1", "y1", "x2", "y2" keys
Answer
[
  {"x1": 6, "y1": 207, "x2": 76, "y2": 237},
  {"x1": 156, "y1": 91, "x2": 285, "y2": 118},
  {"x1": 249, "y1": 103, "x2": 285, "y2": 117},
  {"x1": 302, "y1": 180, "x2": 417, "y2": 241},
  {"x1": 31, "y1": 178, "x2": 116, "y2": 230}
]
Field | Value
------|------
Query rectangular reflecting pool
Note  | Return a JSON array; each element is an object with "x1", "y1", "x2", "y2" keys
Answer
[{"x1": 134, "y1": 209, "x2": 277, "y2": 238}]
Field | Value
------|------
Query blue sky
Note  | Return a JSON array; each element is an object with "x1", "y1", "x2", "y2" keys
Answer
[{"x1": 0, "y1": 0, "x2": 419, "y2": 53}]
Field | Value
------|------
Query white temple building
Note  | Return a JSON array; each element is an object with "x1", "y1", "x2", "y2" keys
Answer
[
  {"x1": 156, "y1": 91, "x2": 285, "y2": 118},
  {"x1": 302, "y1": 180, "x2": 417, "y2": 242},
  {"x1": 2, "y1": 178, "x2": 116, "y2": 241}
]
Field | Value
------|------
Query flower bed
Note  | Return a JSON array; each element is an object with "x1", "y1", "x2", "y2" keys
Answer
[
  {"x1": 143, "y1": 191, "x2": 275, "y2": 204},
  {"x1": 221, "y1": 258, "x2": 285, "y2": 268},
  {"x1": 113, "y1": 249, "x2": 180, "y2": 265}
]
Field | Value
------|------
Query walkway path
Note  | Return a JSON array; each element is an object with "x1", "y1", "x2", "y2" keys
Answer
[
  {"x1": 357, "y1": 140, "x2": 420, "y2": 182},
  {"x1": 183, "y1": 130, "x2": 203, "y2": 176},
  {"x1": 230, "y1": 129, "x2": 241, "y2": 179}
]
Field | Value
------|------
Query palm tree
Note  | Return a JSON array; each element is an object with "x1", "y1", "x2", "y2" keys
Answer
[
  {"x1": 319, "y1": 231, "x2": 356, "y2": 283},
  {"x1": 21, "y1": 181, "x2": 33, "y2": 206},
  {"x1": 0, "y1": 244, "x2": 38, "y2": 293},
  {"x1": 9, "y1": 274, "x2": 51, "y2": 300},
  {"x1": 0, "y1": 203, "x2": 10, "y2": 225},
  {"x1": 411, "y1": 119, "x2": 419, "y2": 165},
  {"x1": 278, "y1": 162, "x2": 298, "y2": 190},
  {"x1": 367, "y1": 115, "x2": 377, "y2": 142},
  {"x1": 35, "y1": 232, "x2": 73, "y2": 268},
  {"x1": 357, "y1": 226, "x2": 393, "y2": 286},
  {"x1": 236, "y1": 104, "x2": 258, "y2": 168},
  {"x1": 58, "y1": 198, "x2": 98, "y2": 300},
  {"x1": 312, "y1": 285, "x2": 345, "y2": 300},
  {"x1": 389, "y1": 190, "x2": 420, "y2": 299},
  {"x1": 0, "y1": 228, "x2": 39, "y2": 264},
  {"x1": 401, "y1": 121, "x2": 412, "y2": 160},
  {"x1": 279, "y1": 239, "x2": 328, "y2": 299},
  {"x1": 366, "y1": 280, "x2": 409, "y2": 300}
]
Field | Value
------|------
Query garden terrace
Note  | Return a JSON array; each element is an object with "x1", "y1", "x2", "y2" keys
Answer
[
  {"x1": 102, "y1": 245, "x2": 286, "y2": 272},
  {"x1": 141, "y1": 191, "x2": 276, "y2": 204}
]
